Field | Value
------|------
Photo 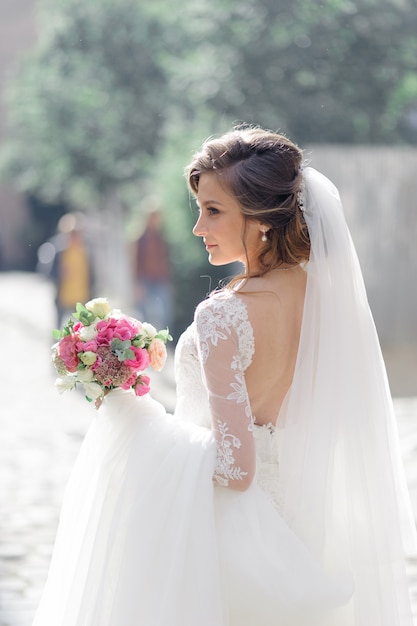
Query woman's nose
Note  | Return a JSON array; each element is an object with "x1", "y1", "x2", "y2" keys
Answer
[{"x1": 192, "y1": 213, "x2": 206, "y2": 237}]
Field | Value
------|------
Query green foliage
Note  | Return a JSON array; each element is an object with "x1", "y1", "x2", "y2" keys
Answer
[
  {"x1": 163, "y1": 0, "x2": 417, "y2": 144},
  {"x1": 73, "y1": 303, "x2": 96, "y2": 326},
  {"x1": 0, "y1": 0, "x2": 168, "y2": 206},
  {"x1": 155, "y1": 330, "x2": 173, "y2": 343},
  {"x1": 52, "y1": 318, "x2": 75, "y2": 340},
  {"x1": 52, "y1": 328, "x2": 64, "y2": 340},
  {"x1": 110, "y1": 338, "x2": 135, "y2": 362},
  {"x1": 3, "y1": 0, "x2": 416, "y2": 211}
]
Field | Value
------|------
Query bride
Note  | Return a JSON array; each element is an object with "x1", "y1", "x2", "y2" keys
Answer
[{"x1": 33, "y1": 126, "x2": 416, "y2": 626}]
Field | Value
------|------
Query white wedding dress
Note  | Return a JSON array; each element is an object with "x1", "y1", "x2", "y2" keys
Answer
[{"x1": 33, "y1": 169, "x2": 416, "y2": 626}]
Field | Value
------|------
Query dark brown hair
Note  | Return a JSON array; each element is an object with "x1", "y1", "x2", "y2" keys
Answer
[{"x1": 185, "y1": 125, "x2": 310, "y2": 279}]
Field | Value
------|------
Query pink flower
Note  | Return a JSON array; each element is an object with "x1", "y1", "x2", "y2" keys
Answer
[
  {"x1": 96, "y1": 317, "x2": 138, "y2": 343},
  {"x1": 76, "y1": 339, "x2": 97, "y2": 353},
  {"x1": 58, "y1": 335, "x2": 80, "y2": 372},
  {"x1": 148, "y1": 338, "x2": 167, "y2": 372},
  {"x1": 112, "y1": 318, "x2": 138, "y2": 341},
  {"x1": 120, "y1": 371, "x2": 138, "y2": 390},
  {"x1": 95, "y1": 320, "x2": 116, "y2": 346},
  {"x1": 134, "y1": 374, "x2": 151, "y2": 396},
  {"x1": 124, "y1": 346, "x2": 150, "y2": 371}
]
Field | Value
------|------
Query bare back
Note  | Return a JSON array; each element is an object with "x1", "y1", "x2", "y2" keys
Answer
[{"x1": 238, "y1": 266, "x2": 307, "y2": 426}]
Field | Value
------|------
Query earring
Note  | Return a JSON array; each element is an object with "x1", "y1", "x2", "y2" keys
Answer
[{"x1": 261, "y1": 229, "x2": 267, "y2": 242}]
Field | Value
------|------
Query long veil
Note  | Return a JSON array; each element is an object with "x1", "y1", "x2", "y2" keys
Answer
[{"x1": 278, "y1": 167, "x2": 416, "y2": 625}]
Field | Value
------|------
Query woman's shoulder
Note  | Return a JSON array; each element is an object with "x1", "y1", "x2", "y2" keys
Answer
[
  {"x1": 194, "y1": 290, "x2": 255, "y2": 368},
  {"x1": 239, "y1": 267, "x2": 307, "y2": 313},
  {"x1": 194, "y1": 288, "x2": 249, "y2": 322},
  {"x1": 194, "y1": 282, "x2": 284, "y2": 329}
]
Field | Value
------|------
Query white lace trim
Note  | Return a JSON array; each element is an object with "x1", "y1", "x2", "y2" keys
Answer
[
  {"x1": 227, "y1": 370, "x2": 255, "y2": 429},
  {"x1": 195, "y1": 292, "x2": 254, "y2": 371},
  {"x1": 213, "y1": 420, "x2": 248, "y2": 487}
]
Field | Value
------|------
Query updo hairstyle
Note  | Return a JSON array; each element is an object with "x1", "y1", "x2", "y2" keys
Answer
[{"x1": 186, "y1": 126, "x2": 310, "y2": 277}]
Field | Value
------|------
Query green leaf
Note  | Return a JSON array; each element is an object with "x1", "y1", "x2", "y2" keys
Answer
[
  {"x1": 73, "y1": 302, "x2": 95, "y2": 326},
  {"x1": 111, "y1": 338, "x2": 134, "y2": 361},
  {"x1": 155, "y1": 329, "x2": 173, "y2": 342},
  {"x1": 132, "y1": 336, "x2": 145, "y2": 348},
  {"x1": 52, "y1": 328, "x2": 63, "y2": 339}
]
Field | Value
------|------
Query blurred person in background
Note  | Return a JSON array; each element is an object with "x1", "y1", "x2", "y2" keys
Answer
[
  {"x1": 37, "y1": 213, "x2": 92, "y2": 328},
  {"x1": 133, "y1": 208, "x2": 172, "y2": 330}
]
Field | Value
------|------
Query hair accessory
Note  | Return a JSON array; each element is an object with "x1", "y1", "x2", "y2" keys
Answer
[{"x1": 297, "y1": 174, "x2": 306, "y2": 211}]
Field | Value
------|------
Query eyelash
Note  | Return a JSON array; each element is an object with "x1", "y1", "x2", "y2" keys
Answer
[{"x1": 196, "y1": 207, "x2": 220, "y2": 217}]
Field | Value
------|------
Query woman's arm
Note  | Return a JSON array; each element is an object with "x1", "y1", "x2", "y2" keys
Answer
[{"x1": 195, "y1": 297, "x2": 256, "y2": 491}]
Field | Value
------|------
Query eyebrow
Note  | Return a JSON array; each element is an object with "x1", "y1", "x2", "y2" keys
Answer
[{"x1": 197, "y1": 199, "x2": 224, "y2": 207}]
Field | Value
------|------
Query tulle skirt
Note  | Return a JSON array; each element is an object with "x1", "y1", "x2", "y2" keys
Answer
[{"x1": 33, "y1": 390, "x2": 351, "y2": 626}]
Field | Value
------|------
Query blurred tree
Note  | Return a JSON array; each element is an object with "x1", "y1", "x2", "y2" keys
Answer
[
  {"x1": 0, "y1": 0, "x2": 167, "y2": 207},
  {"x1": 163, "y1": 0, "x2": 417, "y2": 144},
  {"x1": 2, "y1": 0, "x2": 416, "y2": 208},
  {"x1": 3, "y1": 0, "x2": 416, "y2": 211}
]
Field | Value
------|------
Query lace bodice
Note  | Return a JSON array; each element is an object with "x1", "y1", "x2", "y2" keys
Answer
[
  {"x1": 175, "y1": 290, "x2": 282, "y2": 507},
  {"x1": 252, "y1": 424, "x2": 283, "y2": 511}
]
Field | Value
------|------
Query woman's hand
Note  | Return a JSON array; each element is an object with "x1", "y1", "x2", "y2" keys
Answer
[{"x1": 95, "y1": 388, "x2": 110, "y2": 410}]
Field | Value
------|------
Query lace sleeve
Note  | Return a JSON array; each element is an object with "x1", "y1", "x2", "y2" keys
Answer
[{"x1": 195, "y1": 293, "x2": 256, "y2": 491}]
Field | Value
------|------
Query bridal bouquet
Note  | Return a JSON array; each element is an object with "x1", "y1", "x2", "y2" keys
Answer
[{"x1": 52, "y1": 298, "x2": 172, "y2": 404}]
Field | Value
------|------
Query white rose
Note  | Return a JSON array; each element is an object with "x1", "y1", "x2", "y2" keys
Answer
[
  {"x1": 79, "y1": 351, "x2": 98, "y2": 366},
  {"x1": 79, "y1": 323, "x2": 98, "y2": 341},
  {"x1": 85, "y1": 298, "x2": 111, "y2": 318},
  {"x1": 141, "y1": 322, "x2": 157, "y2": 338},
  {"x1": 76, "y1": 367, "x2": 95, "y2": 382},
  {"x1": 83, "y1": 382, "x2": 103, "y2": 400},
  {"x1": 128, "y1": 316, "x2": 142, "y2": 333},
  {"x1": 55, "y1": 376, "x2": 77, "y2": 394}
]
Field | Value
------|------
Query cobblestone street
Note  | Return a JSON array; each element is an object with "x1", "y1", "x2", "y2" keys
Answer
[{"x1": 0, "y1": 271, "x2": 416, "y2": 625}]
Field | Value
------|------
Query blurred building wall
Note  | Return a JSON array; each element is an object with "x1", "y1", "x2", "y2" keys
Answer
[
  {"x1": 0, "y1": 0, "x2": 37, "y2": 269},
  {"x1": 308, "y1": 145, "x2": 417, "y2": 395}
]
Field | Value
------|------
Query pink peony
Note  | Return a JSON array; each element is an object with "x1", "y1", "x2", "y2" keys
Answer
[
  {"x1": 95, "y1": 317, "x2": 138, "y2": 344},
  {"x1": 134, "y1": 374, "x2": 151, "y2": 396},
  {"x1": 58, "y1": 335, "x2": 80, "y2": 372},
  {"x1": 124, "y1": 346, "x2": 150, "y2": 371},
  {"x1": 76, "y1": 339, "x2": 97, "y2": 353},
  {"x1": 148, "y1": 338, "x2": 167, "y2": 372},
  {"x1": 111, "y1": 318, "x2": 138, "y2": 341},
  {"x1": 95, "y1": 321, "x2": 116, "y2": 346}
]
